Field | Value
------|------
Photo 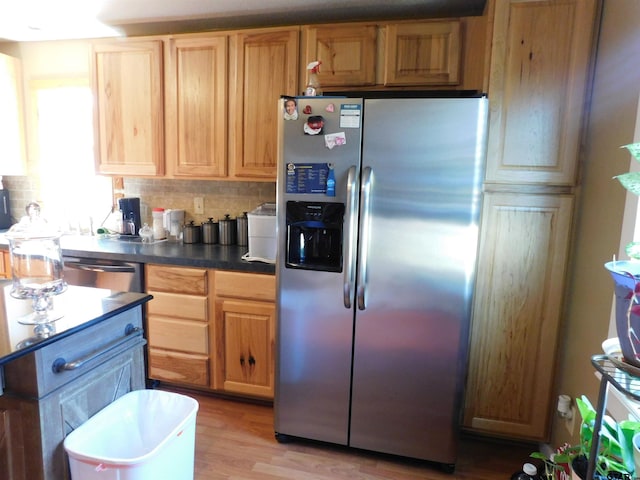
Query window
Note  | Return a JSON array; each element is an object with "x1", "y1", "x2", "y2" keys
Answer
[{"x1": 31, "y1": 80, "x2": 112, "y2": 233}]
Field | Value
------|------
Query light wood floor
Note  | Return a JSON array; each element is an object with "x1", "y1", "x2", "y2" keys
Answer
[{"x1": 167, "y1": 388, "x2": 536, "y2": 480}]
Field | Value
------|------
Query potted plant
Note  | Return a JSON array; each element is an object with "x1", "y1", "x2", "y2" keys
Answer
[
  {"x1": 614, "y1": 142, "x2": 640, "y2": 260},
  {"x1": 530, "y1": 395, "x2": 640, "y2": 480}
]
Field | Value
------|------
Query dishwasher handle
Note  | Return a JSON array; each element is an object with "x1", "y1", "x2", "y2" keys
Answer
[{"x1": 64, "y1": 260, "x2": 136, "y2": 273}]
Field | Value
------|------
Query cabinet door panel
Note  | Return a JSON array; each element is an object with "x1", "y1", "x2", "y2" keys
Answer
[
  {"x1": 93, "y1": 40, "x2": 164, "y2": 176},
  {"x1": 148, "y1": 317, "x2": 209, "y2": 354},
  {"x1": 384, "y1": 21, "x2": 461, "y2": 86},
  {"x1": 485, "y1": 0, "x2": 598, "y2": 184},
  {"x1": 147, "y1": 291, "x2": 208, "y2": 321},
  {"x1": 0, "y1": 251, "x2": 8, "y2": 279},
  {"x1": 214, "y1": 270, "x2": 276, "y2": 302},
  {"x1": 302, "y1": 24, "x2": 376, "y2": 87},
  {"x1": 166, "y1": 35, "x2": 228, "y2": 177},
  {"x1": 145, "y1": 264, "x2": 208, "y2": 295},
  {"x1": 215, "y1": 299, "x2": 275, "y2": 398},
  {"x1": 463, "y1": 192, "x2": 573, "y2": 440},
  {"x1": 229, "y1": 27, "x2": 298, "y2": 179},
  {"x1": 148, "y1": 348, "x2": 209, "y2": 386},
  {"x1": 0, "y1": 53, "x2": 27, "y2": 176}
]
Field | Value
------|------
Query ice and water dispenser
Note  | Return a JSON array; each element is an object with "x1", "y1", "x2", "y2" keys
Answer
[{"x1": 285, "y1": 201, "x2": 345, "y2": 272}]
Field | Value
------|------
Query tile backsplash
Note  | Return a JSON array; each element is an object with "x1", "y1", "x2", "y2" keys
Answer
[
  {"x1": 123, "y1": 178, "x2": 276, "y2": 225},
  {"x1": 2, "y1": 175, "x2": 276, "y2": 228}
]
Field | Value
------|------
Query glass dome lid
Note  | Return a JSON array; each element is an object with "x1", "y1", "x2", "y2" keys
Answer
[{"x1": 6, "y1": 202, "x2": 62, "y2": 240}]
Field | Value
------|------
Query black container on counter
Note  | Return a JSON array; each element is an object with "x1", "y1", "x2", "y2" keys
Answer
[
  {"x1": 236, "y1": 212, "x2": 248, "y2": 247},
  {"x1": 182, "y1": 221, "x2": 201, "y2": 244},
  {"x1": 202, "y1": 218, "x2": 219, "y2": 244},
  {"x1": 219, "y1": 214, "x2": 236, "y2": 245}
]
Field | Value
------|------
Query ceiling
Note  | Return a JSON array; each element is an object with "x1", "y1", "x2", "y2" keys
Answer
[{"x1": 0, "y1": 0, "x2": 487, "y2": 42}]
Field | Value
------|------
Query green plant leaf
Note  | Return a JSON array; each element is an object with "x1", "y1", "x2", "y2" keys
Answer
[
  {"x1": 615, "y1": 172, "x2": 640, "y2": 195},
  {"x1": 622, "y1": 142, "x2": 640, "y2": 161},
  {"x1": 625, "y1": 241, "x2": 640, "y2": 260}
]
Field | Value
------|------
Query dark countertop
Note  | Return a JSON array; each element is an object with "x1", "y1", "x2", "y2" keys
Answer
[
  {"x1": 0, "y1": 280, "x2": 152, "y2": 366},
  {"x1": 0, "y1": 233, "x2": 276, "y2": 274}
]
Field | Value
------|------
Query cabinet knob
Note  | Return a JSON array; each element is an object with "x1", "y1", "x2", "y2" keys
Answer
[
  {"x1": 248, "y1": 355, "x2": 256, "y2": 367},
  {"x1": 240, "y1": 355, "x2": 245, "y2": 366}
]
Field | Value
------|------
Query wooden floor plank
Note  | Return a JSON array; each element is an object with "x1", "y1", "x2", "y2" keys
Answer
[{"x1": 164, "y1": 388, "x2": 535, "y2": 480}]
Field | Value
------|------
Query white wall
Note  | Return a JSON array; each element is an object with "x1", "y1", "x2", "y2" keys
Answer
[{"x1": 552, "y1": 0, "x2": 640, "y2": 447}]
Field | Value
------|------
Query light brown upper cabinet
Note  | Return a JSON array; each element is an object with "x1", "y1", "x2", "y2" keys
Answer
[
  {"x1": 92, "y1": 39, "x2": 165, "y2": 176},
  {"x1": 484, "y1": 0, "x2": 598, "y2": 185},
  {"x1": 164, "y1": 34, "x2": 228, "y2": 178},
  {"x1": 228, "y1": 27, "x2": 299, "y2": 180},
  {"x1": 301, "y1": 24, "x2": 377, "y2": 87},
  {"x1": 384, "y1": 20, "x2": 461, "y2": 86},
  {"x1": 0, "y1": 53, "x2": 27, "y2": 176}
]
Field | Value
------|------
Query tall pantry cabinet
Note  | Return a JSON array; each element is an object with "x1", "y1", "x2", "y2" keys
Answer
[{"x1": 463, "y1": 0, "x2": 600, "y2": 441}]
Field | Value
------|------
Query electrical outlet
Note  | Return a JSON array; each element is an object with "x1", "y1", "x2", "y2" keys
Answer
[
  {"x1": 194, "y1": 197, "x2": 204, "y2": 214},
  {"x1": 565, "y1": 405, "x2": 576, "y2": 435}
]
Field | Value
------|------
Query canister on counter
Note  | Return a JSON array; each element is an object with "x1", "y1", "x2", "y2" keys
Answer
[
  {"x1": 236, "y1": 212, "x2": 248, "y2": 247},
  {"x1": 182, "y1": 221, "x2": 201, "y2": 244},
  {"x1": 219, "y1": 214, "x2": 236, "y2": 245},
  {"x1": 152, "y1": 208, "x2": 166, "y2": 240},
  {"x1": 202, "y1": 218, "x2": 219, "y2": 244}
]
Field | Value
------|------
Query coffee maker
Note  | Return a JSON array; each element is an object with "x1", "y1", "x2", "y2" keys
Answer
[
  {"x1": 0, "y1": 189, "x2": 11, "y2": 229},
  {"x1": 118, "y1": 197, "x2": 142, "y2": 236}
]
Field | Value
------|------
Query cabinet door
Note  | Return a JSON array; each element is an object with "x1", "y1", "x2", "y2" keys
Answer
[
  {"x1": 0, "y1": 250, "x2": 9, "y2": 279},
  {"x1": 0, "y1": 53, "x2": 27, "y2": 176},
  {"x1": 0, "y1": 404, "x2": 26, "y2": 480},
  {"x1": 229, "y1": 27, "x2": 299, "y2": 180},
  {"x1": 463, "y1": 192, "x2": 574, "y2": 440},
  {"x1": 302, "y1": 24, "x2": 376, "y2": 87},
  {"x1": 485, "y1": 0, "x2": 598, "y2": 185},
  {"x1": 165, "y1": 35, "x2": 228, "y2": 177},
  {"x1": 145, "y1": 264, "x2": 208, "y2": 295},
  {"x1": 0, "y1": 343, "x2": 144, "y2": 480},
  {"x1": 384, "y1": 20, "x2": 461, "y2": 86},
  {"x1": 92, "y1": 40, "x2": 164, "y2": 176},
  {"x1": 215, "y1": 299, "x2": 275, "y2": 399}
]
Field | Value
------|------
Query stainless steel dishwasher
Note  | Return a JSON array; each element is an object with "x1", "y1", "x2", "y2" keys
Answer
[{"x1": 63, "y1": 256, "x2": 144, "y2": 292}]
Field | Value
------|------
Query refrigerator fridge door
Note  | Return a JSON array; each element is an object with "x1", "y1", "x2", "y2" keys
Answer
[
  {"x1": 348, "y1": 98, "x2": 488, "y2": 463},
  {"x1": 275, "y1": 97, "x2": 364, "y2": 445}
]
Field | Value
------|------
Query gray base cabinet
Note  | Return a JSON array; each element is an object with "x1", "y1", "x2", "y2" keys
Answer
[{"x1": 0, "y1": 307, "x2": 146, "y2": 480}]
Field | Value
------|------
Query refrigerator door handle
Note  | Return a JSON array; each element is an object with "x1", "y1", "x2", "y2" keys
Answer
[
  {"x1": 344, "y1": 165, "x2": 359, "y2": 308},
  {"x1": 356, "y1": 166, "x2": 373, "y2": 310}
]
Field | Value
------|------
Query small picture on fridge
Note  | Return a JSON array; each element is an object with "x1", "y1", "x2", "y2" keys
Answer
[{"x1": 283, "y1": 97, "x2": 298, "y2": 120}]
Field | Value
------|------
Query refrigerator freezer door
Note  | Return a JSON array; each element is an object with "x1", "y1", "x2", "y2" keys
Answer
[{"x1": 349, "y1": 98, "x2": 488, "y2": 463}]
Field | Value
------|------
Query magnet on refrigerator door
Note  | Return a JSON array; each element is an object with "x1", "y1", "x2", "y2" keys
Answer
[{"x1": 304, "y1": 116, "x2": 324, "y2": 135}]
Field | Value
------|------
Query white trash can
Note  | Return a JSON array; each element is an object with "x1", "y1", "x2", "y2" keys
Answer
[{"x1": 64, "y1": 389, "x2": 199, "y2": 480}]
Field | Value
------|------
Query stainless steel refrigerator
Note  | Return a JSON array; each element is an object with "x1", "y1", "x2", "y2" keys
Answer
[{"x1": 274, "y1": 95, "x2": 488, "y2": 468}]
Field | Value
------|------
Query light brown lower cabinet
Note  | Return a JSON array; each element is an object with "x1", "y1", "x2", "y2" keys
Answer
[
  {"x1": 463, "y1": 191, "x2": 574, "y2": 441},
  {"x1": 145, "y1": 264, "x2": 276, "y2": 400},
  {"x1": 146, "y1": 265, "x2": 211, "y2": 387},
  {"x1": 0, "y1": 250, "x2": 9, "y2": 279},
  {"x1": 214, "y1": 271, "x2": 276, "y2": 399},
  {"x1": 0, "y1": 307, "x2": 146, "y2": 480}
]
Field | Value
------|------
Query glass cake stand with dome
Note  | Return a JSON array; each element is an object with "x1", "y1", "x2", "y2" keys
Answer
[{"x1": 5, "y1": 202, "x2": 67, "y2": 328}]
